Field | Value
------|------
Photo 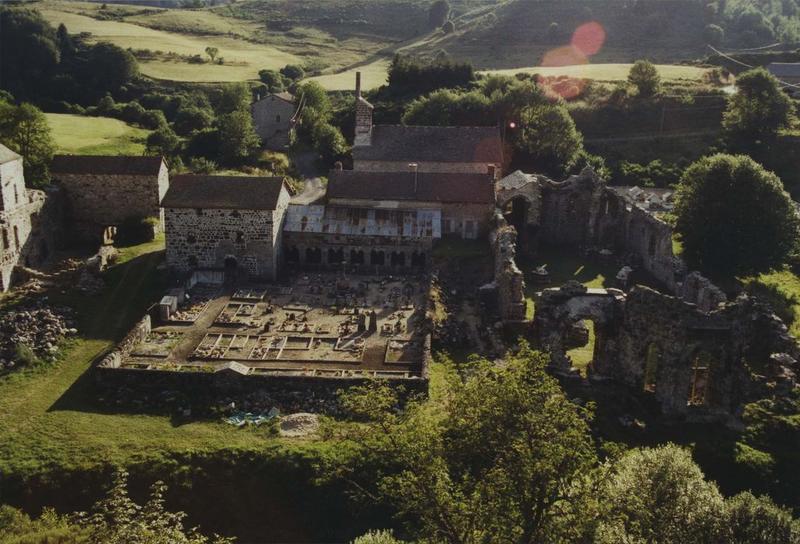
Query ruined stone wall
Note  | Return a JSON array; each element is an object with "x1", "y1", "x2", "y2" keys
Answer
[
  {"x1": 0, "y1": 188, "x2": 60, "y2": 292},
  {"x1": 536, "y1": 283, "x2": 798, "y2": 419},
  {"x1": 250, "y1": 96, "x2": 295, "y2": 149},
  {"x1": 594, "y1": 191, "x2": 679, "y2": 290},
  {"x1": 353, "y1": 160, "x2": 499, "y2": 175},
  {"x1": 441, "y1": 202, "x2": 496, "y2": 240},
  {"x1": 54, "y1": 163, "x2": 168, "y2": 242},
  {"x1": 537, "y1": 169, "x2": 604, "y2": 246},
  {"x1": 0, "y1": 157, "x2": 25, "y2": 212},
  {"x1": 165, "y1": 207, "x2": 279, "y2": 279},
  {"x1": 490, "y1": 219, "x2": 527, "y2": 321}
]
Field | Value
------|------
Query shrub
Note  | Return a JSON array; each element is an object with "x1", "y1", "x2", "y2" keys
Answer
[
  {"x1": 14, "y1": 343, "x2": 42, "y2": 368},
  {"x1": 140, "y1": 109, "x2": 168, "y2": 129},
  {"x1": 116, "y1": 216, "x2": 159, "y2": 246}
]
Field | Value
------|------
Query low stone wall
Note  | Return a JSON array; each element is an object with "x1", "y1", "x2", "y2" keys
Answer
[
  {"x1": 98, "y1": 315, "x2": 151, "y2": 369},
  {"x1": 94, "y1": 365, "x2": 429, "y2": 414}
]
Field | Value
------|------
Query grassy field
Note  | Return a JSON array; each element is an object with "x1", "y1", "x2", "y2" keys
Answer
[
  {"x1": 306, "y1": 60, "x2": 708, "y2": 91},
  {"x1": 40, "y1": 5, "x2": 300, "y2": 82},
  {"x1": 0, "y1": 238, "x2": 277, "y2": 476},
  {"x1": 306, "y1": 59, "x2": 391, "y2": 91},
  {"x1": 484, "y1": 63, "x2": 709, "y2": 82},
  {"x1": 46, "y1": 113, "x2": 149, "y2": 155}
]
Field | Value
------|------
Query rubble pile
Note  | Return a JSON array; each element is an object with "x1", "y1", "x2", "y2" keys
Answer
[{"x1": 0, "y1": 306, "x2": 77, "y2": 372}]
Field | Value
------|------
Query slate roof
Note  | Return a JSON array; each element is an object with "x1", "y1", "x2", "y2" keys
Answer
[
  {"x1": 51, "y1": 155, "x2": 164, "y2": 176},
  {"x1": 767, "y1": 63, "x2": 800, "y2": 78},
  {"x1": 162, "y1": 175, "x2": 287, "y2": 210},
  {"x1": 0, "y1": 143, "x2": 21, "y2": 165},
  {"x1": 327, "y1": 170, "x2": 495, "y2": 205},
  {"x1": 352, "y1": 125, "x2": 503, "y2": 164}
]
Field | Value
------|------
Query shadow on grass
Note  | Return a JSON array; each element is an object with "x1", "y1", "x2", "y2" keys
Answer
[{"x1": 46, "y1": 250, "x2": 167, "y2": 415}]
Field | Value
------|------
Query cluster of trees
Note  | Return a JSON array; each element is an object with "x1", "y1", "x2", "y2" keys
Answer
[
  {"x1": 0, "y1": 97, "x2": 55, "y2": 186},
  {"x1": 331, "y1": 346, "x2": 800, "y2": 543},
  {"x1": 708, "y1": 0, "x2": 800, "y2": 46},
  {"x1": 400, "y1": 74, "x2": 590, "y2": 178},
  {"x1": 291, "y1": 82, "x2": 347, "y2": 167},
  {"x1": 386, "y1": 55, "x2": 475, "y2": 97},
  {"x1": 257, "y1": 64, "x2": 306, "y2": 94},
  {"x1": 0, "y1": 8, "x2": 138, "y2": 107},
  {"x1": 0, "y1": 471, "x2": 232, "y2": 543}
]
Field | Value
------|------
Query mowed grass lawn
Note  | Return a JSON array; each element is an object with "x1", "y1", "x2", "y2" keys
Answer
[
  {"x1": 46, "y1": 113, "x2": 149, "y2": 155},
  {"x1": 0, "y1": 239, "x2": 282, "y2": 477},
  {"x1": 39, "y1": 6, "x2": 299, "y2": 81}
]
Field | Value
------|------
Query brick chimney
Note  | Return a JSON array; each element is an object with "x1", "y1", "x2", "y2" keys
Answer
[{"x1": 354, "y1": 71, "x2": 373, "y2": 147}]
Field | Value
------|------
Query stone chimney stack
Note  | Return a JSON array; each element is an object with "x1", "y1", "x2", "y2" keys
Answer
[{"x1": 354, "y1": 71, "x2": 374, "y2": 147}]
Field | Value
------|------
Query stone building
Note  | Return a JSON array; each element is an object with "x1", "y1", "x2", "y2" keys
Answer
[
  {"x1": 163, "y1": 175, "x2": 291, "y2": 280},
  {"x1": 282, "y1": 167, "x2": 496, "y2": 271},
  {"x1": 0, "y1": 144, "x2": 58, "y2": 291},
  {"x1": 250, "y1": 92, "x2": 297, "y2": 150},
  {"x1": 351, "y1": 72, "x2": 503, "y2": 175},
  {"x1": 51, "y1": 155, "x2": 168, "y2": 242}
]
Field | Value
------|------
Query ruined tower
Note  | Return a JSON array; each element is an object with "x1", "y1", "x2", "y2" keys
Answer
[{"x1": 354, "y1": 71, "x2": 374, "y2": 147}]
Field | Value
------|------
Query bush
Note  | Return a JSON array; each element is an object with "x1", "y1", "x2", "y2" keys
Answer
[
  {"x1": 279, "y1": 64, "x2": 305, "y2": 81},
  {"x1": 140, "y1": 109, "x2": 168, "y2": 129},
  {"x1": 14, "y1": 343, "x2": 42, "y2": 368},
  {"x1": 116, "y1": 216, "x2": 159, "y2": 246},
  {"x1": 120, "y1": 101, "x2": 145, "y2": 124},
  {"x1": 188, "y1": 156, "x2": 217, "y2": 174}
]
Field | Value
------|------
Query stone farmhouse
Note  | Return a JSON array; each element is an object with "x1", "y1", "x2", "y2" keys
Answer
[
  {"x1": 0, "y1": 144, "x2": 57, "y2": 292},
  {"x1": 51, "y1": 155, "x2": 168, "y2": 243},
  {"x1": 163, "y1": 175, "x2": 292, "y2": 281},
  {"x1": 352, "y1": 74, "x2": 503, "y2": 175},
  {"x1": 250, "y1": 91, "x2": 298, "y2": 150}
]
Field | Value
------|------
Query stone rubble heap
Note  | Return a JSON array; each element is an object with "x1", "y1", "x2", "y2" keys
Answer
[{"x1": 0, "y1": 305, "x2": 76, "y2": 371}]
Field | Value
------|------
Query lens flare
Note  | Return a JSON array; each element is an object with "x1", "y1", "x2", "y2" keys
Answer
[
  {"x1": 571, "y1": 21, "x2": 606, "y2": 57},
  {"x1": 541, "y1": 45, "x2": 588, "y2": 67}
]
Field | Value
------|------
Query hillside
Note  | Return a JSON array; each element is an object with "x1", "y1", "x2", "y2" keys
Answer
[{"x1": 405, "y1": 0, "x2": 711, "y2": 68}]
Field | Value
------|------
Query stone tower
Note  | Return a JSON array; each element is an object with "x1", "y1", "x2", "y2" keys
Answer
[{"x1": 354, "y1": 71, "x2": 373, "y2": 147}]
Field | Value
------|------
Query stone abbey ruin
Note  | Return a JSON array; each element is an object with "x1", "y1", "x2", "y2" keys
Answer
[{"x1": 1, "y1": 72, "x2": 797, "y2": 422}]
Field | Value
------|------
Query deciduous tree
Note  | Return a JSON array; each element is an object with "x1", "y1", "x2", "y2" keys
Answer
[
  {"x1": 723, "y1": 67, "x2": 794, "y2": 146},
  {"x1": 0, "y1": 102, "x2": 55, "y2": 186},
  {"x1": 627, "y1": 59, "x2": 661, "y2": 97},
  {"x1": 674, "y1": 154, "x2": 800, "y2": 275}
]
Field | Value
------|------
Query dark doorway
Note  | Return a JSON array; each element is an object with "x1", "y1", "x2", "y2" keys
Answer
[
  {"x1": 350, "y1": 250, "x2": 364, "y2": 265},
  {"x1": 411, "y1": 252, "x2": 426, "y2": 267},
  {"x1": 306, "y1": 247, "x2": 322, "y2": 264},
  {"x1": 370, "y1": 250, "x2": 385, "y2": 266},
  {"x1": 224, "y1": 256, "x2": 238, "y2": 284},
  {"x1": 390, "y1": 252, "x2": 406, "y2": 267},
  {"x1": 285, "y1": 246, "x2": 300, "y2": 264}
]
